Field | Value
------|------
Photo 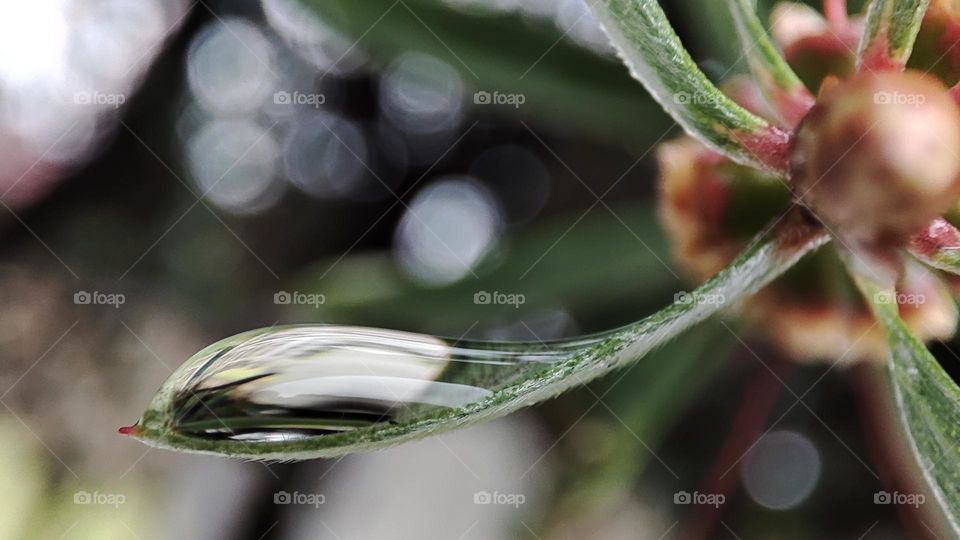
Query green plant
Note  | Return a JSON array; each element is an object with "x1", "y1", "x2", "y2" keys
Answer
[{"x1": 125, "y1": 0, "x2": 960, "y2": 532}]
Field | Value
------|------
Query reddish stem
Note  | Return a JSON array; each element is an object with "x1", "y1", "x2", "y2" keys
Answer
[
  {"x1": 681, "y1": 360, "x2": 794, "y2": 540},
  {"x1": 775, "y1": 89, "x2": 816, "y2": 129},
  {"x1": 823, "y1": 0, "x2": 849, "y2": 31},
  {"x1": 734, "y1": 126, "x2": 793, "y2": 174}
]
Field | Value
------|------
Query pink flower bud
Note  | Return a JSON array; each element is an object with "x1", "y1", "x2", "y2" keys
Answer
[{"x1": 790, "y1": 71, "x2": 960, "y2": 249}]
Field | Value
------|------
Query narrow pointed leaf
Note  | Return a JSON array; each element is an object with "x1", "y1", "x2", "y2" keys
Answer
[
  {"x1": 910, "y1": 218, "x2": 960, "y2": 275},
  {"x1": 725, "y1": 0, "x2": 815, "y2": 126},
  {"x1": 858, "y1": 0, "x2": 931, "y2": 71},
  {"x1": 126, "y1": 215, "x2": 828, "y2": 460},
  {"x1": 590, "y1": 0, "x2": 792, "y2": 175},
  {"x1": 850, "y1": 263, "x2": 960, "y2": 535}
]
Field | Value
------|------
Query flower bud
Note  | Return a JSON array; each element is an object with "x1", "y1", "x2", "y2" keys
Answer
[
  {"x1": 770, "y1": 2, "x2": 861, "y2": 91},
  {"x1": 790, "y1": 71, "x2": 960, "y2": 249}
]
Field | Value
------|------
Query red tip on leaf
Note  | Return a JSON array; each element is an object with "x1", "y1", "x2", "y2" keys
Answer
[
  {"x1": 734, "y1": 126, "x2": 792, "y2": 173},
  {"x1": 859, "y1": 35, "x2": 902, "y2": 72},
  {"x1": 911, "y1": 218, "x2": 960, "y2": 257},
  {"x1": 118, "y1": 425, "x2": 139, "y2": 436}
]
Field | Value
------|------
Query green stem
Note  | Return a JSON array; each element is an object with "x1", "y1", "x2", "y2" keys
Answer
[
  {"x1": 590, "y1": 0, "x2": 792, "y2": 175},
  {"x1": 858, "y1": 0, "x2": 931, "y2": 71},
  {"x1": 726, "y1": 0, "x2": 815, "y2": 127}
]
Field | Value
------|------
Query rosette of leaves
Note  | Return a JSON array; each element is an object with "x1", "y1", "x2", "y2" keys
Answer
[{"x1": 127, "y1": 0, "x2": 960, "y2": 532}]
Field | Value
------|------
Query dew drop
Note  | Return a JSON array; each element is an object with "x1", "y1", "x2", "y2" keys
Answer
[{"x1": 165, "y1": 326, "x2": 595, "y2": 443}]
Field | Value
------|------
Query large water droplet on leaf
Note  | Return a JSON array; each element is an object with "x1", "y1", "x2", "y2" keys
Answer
[{"x1": 167, "y1": 326, "x2": 597, "y2": 443}]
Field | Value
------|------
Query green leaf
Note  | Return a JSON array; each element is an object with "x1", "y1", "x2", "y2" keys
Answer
[
  {"x1": 910, "y1": 218, "x2": 960, "y2": 276},
  {"x1": 725, "y1": 0, "x2": 814, "y2": 126},
  {"x1": 589, "y1": 0, "x2": 791, "y2": 175},
  {"x1": 295, "y1": 0, "x2": 670, "y2": 146},
  {"x1": 126, "y1": 214, "x2": 828, "y2": 459},
  {"x1": 858, "y1": 0, "x2": 931, "y2": 70},
  {"x1": 850, "y1": 261, "x2": 960, "y2": 534}
]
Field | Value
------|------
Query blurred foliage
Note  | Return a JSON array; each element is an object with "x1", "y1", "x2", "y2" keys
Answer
[
  {"x1": 544, "y1": 323, "x2": 733, "y2": 520},
  {"x1": 296, "y1": 203, "x2": 681, "y2": 334},
  {"x1": 299, "y1": 0, "x2": 672, "y2": 146}
]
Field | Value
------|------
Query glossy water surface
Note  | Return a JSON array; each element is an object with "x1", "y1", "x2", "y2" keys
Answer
[{"x1": 170, "y1": 326, "x2": 604, "y2": 442}]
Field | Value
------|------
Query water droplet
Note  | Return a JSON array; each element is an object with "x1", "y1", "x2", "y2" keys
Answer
[{"x1": 160, "y1": 326, "x2": 595, "y2": 444}]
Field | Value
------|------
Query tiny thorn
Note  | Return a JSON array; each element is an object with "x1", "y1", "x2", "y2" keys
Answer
[{"x1": 118, "y1": 425, "x2": 139, "y2": 436}]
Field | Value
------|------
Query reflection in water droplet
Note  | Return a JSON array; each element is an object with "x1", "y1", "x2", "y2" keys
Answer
[
  {"x1": 169, "y1": 326, "x2": 595, "y2": 442},
  {"x1": 393, "y1": 178, "x2": 504, "y2": 285}
]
